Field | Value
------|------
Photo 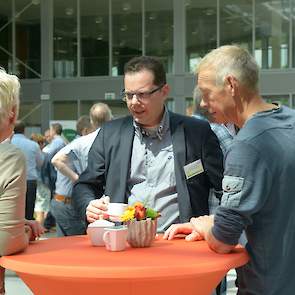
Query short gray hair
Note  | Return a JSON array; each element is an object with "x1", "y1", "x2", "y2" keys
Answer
[
  {"x1": 0, "y1": 68, "x2": 20, "y2": 125},
  {"x1": 196, "y1": 45, "x2": 259, "y2": 92},
  {"x1": 90, "y1": 102, "x2": 112, "y2": 128}
]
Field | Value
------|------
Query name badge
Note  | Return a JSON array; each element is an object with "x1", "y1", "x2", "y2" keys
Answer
[{"x1": 184, "y1": 159, "x2": 204, "y2": 180}]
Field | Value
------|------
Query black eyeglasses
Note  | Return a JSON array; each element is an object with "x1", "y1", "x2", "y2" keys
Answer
[{"x1": 121, "y1": 84, "x2": 165, "y2": 103}]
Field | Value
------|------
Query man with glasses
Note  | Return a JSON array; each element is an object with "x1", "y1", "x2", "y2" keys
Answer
[{"x1": 72, "y1": 56, "x2": 223, "y2": 233}]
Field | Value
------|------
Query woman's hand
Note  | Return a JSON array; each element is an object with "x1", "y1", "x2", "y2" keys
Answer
[{"x1": 25, "y1": 220, "x2": 45, "y2": 241}]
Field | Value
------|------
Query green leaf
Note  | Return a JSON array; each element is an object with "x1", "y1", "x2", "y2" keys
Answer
[{"x1": 146, "y1": 207, "x2": 159, "y2": 219}]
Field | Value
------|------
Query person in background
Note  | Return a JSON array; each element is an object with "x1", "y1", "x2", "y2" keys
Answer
[
  {"x1": 42, "y1": 123, "x2": 66, "y2": 232},
  {"x1": 51, "y1": 103, "x2": 112, "y2": 236},
  {"x1": 164, "y1": 45, "x2": 295, "y2": 294},
  {"x1": 75, "y1": 115, "x2": 90, "y2": 138},
  {"x1": 43, "y1": 123, "x2": 65, "y2": 155},
  {"x1": 11, "y1": 121, "x2": 44, "y2": 220},
  {"x1": 44, "y1": 129, "x2": 51, "y2": 146},
  {"x1": 31, "y1": 133, "x2": 51, "y2": 226},
  {"x1": 72, "y1": 56, "x2": 223, "y2": 234},
  {"x1": 0, "y1": 68, "x2": 43, "y2": 294}
]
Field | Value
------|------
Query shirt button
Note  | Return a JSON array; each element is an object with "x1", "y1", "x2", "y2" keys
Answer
[{"x1": 225, "y1": 185, "x2": 231, "y2": 191}]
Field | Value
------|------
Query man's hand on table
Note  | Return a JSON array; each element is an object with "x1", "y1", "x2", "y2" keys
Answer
[
  {"x1": 25, "y1": 220, "x2": 45, "y2": 241},
  {"x1": 163, "y1": 222, "x2": 203, "y2": 241},
  {"x1": 86, "y1": 195, "x2": 110, "y2": 223},
  {"x1": 190, "y1": 215, "x2": 214, "y2": 240},
  {"x1": 190, "y1": 215, "x2": 235, "y2": 253}
]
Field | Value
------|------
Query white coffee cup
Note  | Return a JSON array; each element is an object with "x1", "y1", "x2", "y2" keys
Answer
[
  {"x1": 87, "y1": 220, "x2": 115, "y2": 246},
  {"x1": 106, "y1": 203, "x2": 128, "y2": 221},
  {"x1": 103, "y1": 226, "x2": 128, "y2": 251}
]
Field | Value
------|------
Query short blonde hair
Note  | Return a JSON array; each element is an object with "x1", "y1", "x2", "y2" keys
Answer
[
  {"x1": 196, "y1": 45, "x2": 259, "y2": 92},
  {"x1": 0, "y1": 68, "x2": 20, "y2": 124}
]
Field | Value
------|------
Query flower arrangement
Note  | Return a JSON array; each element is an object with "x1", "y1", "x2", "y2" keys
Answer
[
  {"x1": 120, "y1": 202, "x2": 160, "y2": 222},
  {"x1": 121, "y1": 202, "x2": 160, "y2": 248}
]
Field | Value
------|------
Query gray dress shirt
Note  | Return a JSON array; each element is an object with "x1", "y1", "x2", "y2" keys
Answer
[{"x1": 127, "y1": 110, "x2": 180, "y2": 232}]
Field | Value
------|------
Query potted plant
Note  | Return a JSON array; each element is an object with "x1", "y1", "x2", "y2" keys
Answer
[{"x1": 120, "y1": 202, "x2": 160, "y2": 248}]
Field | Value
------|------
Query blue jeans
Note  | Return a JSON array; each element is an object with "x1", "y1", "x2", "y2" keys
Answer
[{"x1": 51, "y1": 199, "x2": 86, "y2": 237}]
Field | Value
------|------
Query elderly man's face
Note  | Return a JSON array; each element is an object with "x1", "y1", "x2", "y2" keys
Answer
[
  {"x1": 124, "y1": 70, "x2": 168, "y2": 128},
  {"x1": 198, "y1": 70, "x2": 236, "y2": 124}
]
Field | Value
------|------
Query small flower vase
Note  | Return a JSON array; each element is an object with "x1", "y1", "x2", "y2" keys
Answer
[{"x1": 127, "y1": 218, "x2": 157, "y2": 248}]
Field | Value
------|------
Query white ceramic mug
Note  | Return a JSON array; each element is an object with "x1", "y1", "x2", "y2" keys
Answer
[
  {"x1": 103, "y1": 226, "x2": 128, "y2": 251},
  {"x1": 87, "y1": 220, "x2": 115, "y2": 246},
  {"x1": 107, "y1": 203, "x2": 128, "y2": 221}
]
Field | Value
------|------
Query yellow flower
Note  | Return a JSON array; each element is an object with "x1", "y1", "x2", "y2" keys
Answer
[{"x1": 120, "y1": 206, "x2": 135, "y2": 222}]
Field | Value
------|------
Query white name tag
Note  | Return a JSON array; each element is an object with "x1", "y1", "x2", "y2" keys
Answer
[{"x1": 184, "y1": 159, "x2": 204, "y2": 180}]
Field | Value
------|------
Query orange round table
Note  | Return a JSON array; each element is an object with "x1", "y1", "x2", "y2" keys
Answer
[{"x1": 0, "y1": 235, "x2": 248, "y2": 295}]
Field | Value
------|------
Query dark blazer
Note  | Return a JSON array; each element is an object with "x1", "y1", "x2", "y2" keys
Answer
[{"x1": 72, "y1": 112, "x2": 223, "y2": 223}]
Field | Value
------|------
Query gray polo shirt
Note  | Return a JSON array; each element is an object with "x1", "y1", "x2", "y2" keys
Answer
[{"x1": 127, "y1": 110, "x2": 180, "y2": 232}]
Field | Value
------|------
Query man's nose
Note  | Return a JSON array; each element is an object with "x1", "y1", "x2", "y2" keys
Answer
[
  {"x1": 130, "y1": 94, "x2": 140, "y2": 104},
  {"x1": 200, "y1": 99, "x2": 207, "y2": 108}
]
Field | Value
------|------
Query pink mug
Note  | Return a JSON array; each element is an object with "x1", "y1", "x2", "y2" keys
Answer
[{"x1": 103, "y1": 226, "x2": 128, "y2": 251}]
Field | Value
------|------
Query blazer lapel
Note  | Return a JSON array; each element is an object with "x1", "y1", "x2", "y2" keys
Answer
[
  {"x1": 119, "y1": 117, "x2": 134, "y2": 203},
  {"x1": 170, "y1": 113, "x2": 186, "y2": 168},
  {"x1": 170, "y1": 112, "x2": 193, "y2": 222}
]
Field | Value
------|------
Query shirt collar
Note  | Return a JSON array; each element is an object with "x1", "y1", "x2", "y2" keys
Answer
[
  {"x1": 133, "y1": 107, "x2": 170, "y2": 140},
  {"x1": 0, "y1": 137, "x2": 11, "y2": 144},
  {"x1": 1, "y1": 132, "x2": 14, "y2": 144}
]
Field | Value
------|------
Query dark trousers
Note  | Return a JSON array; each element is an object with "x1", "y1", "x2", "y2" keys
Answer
[
  {"x1": 25, "y1": 180, "x2": 37, "y2": 220},
  {"x1": 216, "y1": 277, "x2": 227, "y2": 295},
  {"x1": 43, "y1": 191, "x2": 56, "y2": 230}
]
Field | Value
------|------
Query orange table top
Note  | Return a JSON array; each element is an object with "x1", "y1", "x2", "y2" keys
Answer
[{"x1": 0, "y1": 235, "x2": 248, "y2": 280}]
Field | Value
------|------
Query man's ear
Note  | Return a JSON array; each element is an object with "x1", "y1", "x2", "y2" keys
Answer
[
  {"x1": 161, "y1": 83, "x2": 170, "y2": 99},
  {"x1": 224, "y1": 75, "x2": 238, "y2": 96}
]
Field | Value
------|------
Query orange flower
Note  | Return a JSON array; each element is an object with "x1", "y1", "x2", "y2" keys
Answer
[{"x1": 120, "y1": 201, "x2": 160, "y2": 222}]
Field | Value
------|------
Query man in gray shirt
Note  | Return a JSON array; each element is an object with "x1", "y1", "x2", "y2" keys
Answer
[
  {"x1": 72, "y1": 56, "x2": 223, "y2": 232},
  {"x1": 164, "y1": 45, "x2": 295, "y2": 294}
]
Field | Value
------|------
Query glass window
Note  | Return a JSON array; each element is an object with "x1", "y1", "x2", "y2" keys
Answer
[
  {"x1": 19, "y1": 101, "x2": 41, "y2": 127},
  {"x1": 145, "y1": 0, "x2": 173, "y2": 73},
  {"x1": 255, "y1": 0, "x2": 290, "y2": 69},
  {"x1": 0, "y1": 1, "x2": 12, "y2": 72},
  {"x1": 263, "y1": 94, "x2": 290, "y2": 107},
  {"x1": 79, "y1": 100, "x2": 96, "y2": 116},
  {"x1": 112, "y1": 0, "x2": 142, "y2": 76},
  {"x1": 15, "y1": 0, "x2": 41, "y2": 79},
  {"x1": 186, "y1": 0, "x2": 217, "y2": 73},
  {"x1": 54, "y1": 0, "x2": 77, "y2": 77},
  {"x1": 53, "y1": 101, "x2": 78, "y2": 120},
  {"x1": 80, "y1": 0, "x2": 109, "y2": 76},
  {"x1": 220, "y1": 0, "x2": 253, "y2": 52}
]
